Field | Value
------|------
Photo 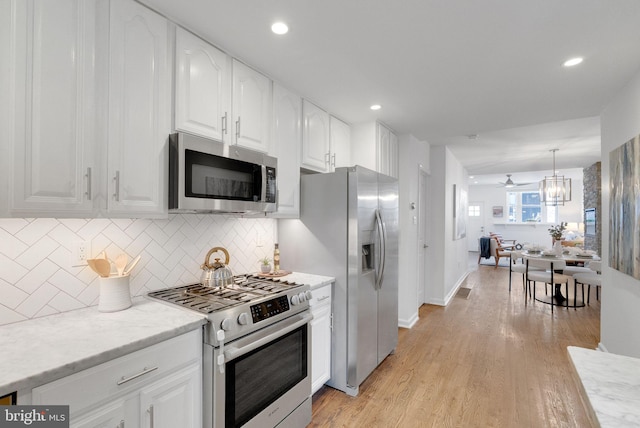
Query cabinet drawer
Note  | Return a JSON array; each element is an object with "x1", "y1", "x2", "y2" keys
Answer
[
  {"x1": 32, "y1": 329, "x2": 201, "y2": 414},
  {"x1": 310, "y1": 284, "x2": 332, "y2": 308}
]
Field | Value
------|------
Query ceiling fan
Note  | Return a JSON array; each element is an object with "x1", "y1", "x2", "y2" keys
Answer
[{"x1": 497, "y1": 174, "x2": 533, "y2": 188}]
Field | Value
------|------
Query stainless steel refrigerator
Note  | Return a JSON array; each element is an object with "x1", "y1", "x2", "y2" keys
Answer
[{"x1": 279, "y1": 165, "x2": 398, "y2": 396}]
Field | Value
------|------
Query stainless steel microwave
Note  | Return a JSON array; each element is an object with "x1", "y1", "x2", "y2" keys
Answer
[{"x1": 169, "y1": 132, "x2": 277, "y2": 213}]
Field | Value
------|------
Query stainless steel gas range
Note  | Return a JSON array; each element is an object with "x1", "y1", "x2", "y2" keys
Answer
[{"x1": 148, "y1": 275, "x2": 313, "y2": 428}]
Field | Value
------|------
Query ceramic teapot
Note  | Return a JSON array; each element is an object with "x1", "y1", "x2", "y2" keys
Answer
[{"x1": 200, "y1": 247, "x2": 234, "y2": 287}]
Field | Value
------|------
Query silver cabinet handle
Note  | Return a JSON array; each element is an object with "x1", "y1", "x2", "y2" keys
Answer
[
  {"x1": 316, "y1": 295, "x2": 330, "y2": 302},
  {"x1": 85, "y1": 167, "x2": 92, "y2": 200},
  {"x1": 113, "y1": 171, "x2": 120, "y2": 201},
  {"x1": 116, "y1": 366, "x2": 158, "y2": 385},
  {"x1": 222, "y1": 112, "x2": 228, "y2": 135},
  {"x1": 331, "y1": 153, "x2": 336, "y2": 168},
  {"x1": 235, "y1": 117, "x2": 241, "y2": 141},
  {"x1": 118, "y1": 420, "x2": 124, "y2": 428},
  {"x1": 324, "y1": 152, "x2": 330, "y2": 165},
  {"x1": 147, "y1": 405, "x2": 154, "y2": 428}
]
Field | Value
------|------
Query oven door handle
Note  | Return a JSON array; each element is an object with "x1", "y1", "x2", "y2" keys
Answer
[{"x1": 224, "y1": 312, "x2": 313, "y2": 362}]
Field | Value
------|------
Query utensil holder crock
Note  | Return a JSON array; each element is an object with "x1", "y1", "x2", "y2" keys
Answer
[{"x1": 98, "y1": 276, "x2": 132, "y2": 312}]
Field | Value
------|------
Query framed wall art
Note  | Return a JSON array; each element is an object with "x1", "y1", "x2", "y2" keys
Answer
[{"x1": 609, "y1": 134, "x2": 640, "y2": 280}]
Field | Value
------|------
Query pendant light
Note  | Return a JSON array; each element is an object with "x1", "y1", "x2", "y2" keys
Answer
[{"x1": 539, "y1": 149, "x2": 571, "y2": 206}]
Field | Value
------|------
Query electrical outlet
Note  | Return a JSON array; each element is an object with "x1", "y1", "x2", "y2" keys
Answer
[{"x1": 72, "y1": 240, "x2": 91, "y2": 267}]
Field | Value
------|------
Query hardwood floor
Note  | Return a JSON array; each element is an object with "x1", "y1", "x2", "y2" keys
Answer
[{"x1": 309, "y1": 261, "x2": 600, "y2": 427}]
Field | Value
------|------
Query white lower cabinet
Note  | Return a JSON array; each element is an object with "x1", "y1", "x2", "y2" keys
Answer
[
  {"x1": 31, "y1": 330, "x2": 202, "y2": 428},
  {"x1": 310, "y1": 283, "x2": 332, "y2": 394}
]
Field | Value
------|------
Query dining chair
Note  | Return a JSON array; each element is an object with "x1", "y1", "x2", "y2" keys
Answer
[
  {"x1": 525, "y1": 259, "x2": 571, "y2": 313},
  {"x1": 509, "y1": 251, "x2": 543, "y2": 292},
  {"x1": 573, "y1": 261, "x2": 602, "y2": 305}
]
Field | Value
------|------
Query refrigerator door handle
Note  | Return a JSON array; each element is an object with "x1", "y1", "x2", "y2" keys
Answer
[{"x1": 375, "y1": 209, "x2": 387, "y2": 289}]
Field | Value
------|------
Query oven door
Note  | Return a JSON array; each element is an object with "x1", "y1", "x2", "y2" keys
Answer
[{"x1": 204, "y1": 311, "x2": 313, "y2": 428}]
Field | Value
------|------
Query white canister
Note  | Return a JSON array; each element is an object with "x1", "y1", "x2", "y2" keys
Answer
[{"x1": 98, "y1": 276, "x2": 132, "y2": 312}]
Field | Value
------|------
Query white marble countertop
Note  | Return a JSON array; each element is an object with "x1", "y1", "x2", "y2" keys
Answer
[
  {"x1": 272, "y1": 272, "x2": 334, "y2": 290},
  {"x1": 568, "y1": 346, "x2": 640, "y2": 427},
  {"x1": 0, "y1": 298, "x2": 206, "y2": 396},
  {"x1": 0, "y1": 272, "x2": 333, "y2": 397}
]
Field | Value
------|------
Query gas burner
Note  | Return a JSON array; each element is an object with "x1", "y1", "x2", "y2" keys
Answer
[{"x1": 147, "y1": 274, "x2": 304, "y2": 315}]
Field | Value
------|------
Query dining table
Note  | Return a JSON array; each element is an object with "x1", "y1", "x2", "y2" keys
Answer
[{"x1": 522, "y1": 251, "x2": 601, "y2": 308}]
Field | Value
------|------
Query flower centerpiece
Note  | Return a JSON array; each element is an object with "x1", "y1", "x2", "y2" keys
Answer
[{"x1": 548, "y1": 222, "x2": 567, "y2": 241}]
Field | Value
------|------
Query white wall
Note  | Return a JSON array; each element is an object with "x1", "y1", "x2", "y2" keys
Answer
[
  {"x1": 427, "y1": 146, "x2": 469, "y2": 305},
  {"x1": 469, "y1": 177, "x2": 584, "y2": 247},
  {"x1": 600, "y1": 68, "x2": 640, "y2": 357},
  {"x1": 397, "y1": 134, "x2": 430, "y2": 328}
]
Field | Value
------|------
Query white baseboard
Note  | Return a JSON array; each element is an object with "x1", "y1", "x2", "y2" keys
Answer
[{"x1": 398, "y1": 312, "x2": 419, "y2": 329}]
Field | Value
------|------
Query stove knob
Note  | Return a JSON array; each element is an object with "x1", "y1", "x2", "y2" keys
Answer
[
  {"x1": 298, "y1": 292, "x2": 307, "y2": 302},
  {"x1": 220, "y1": 318, "x2": 233, "y2": 331},
  {"x1": 305, "y1": 290, "x2": 313, "y2": 301},
  {"x1": 291, "y1": 295, "x2": 300, "y2": 305},
  {"x1": 237, "y1": 312, "x2": 250, "y2": 325}
]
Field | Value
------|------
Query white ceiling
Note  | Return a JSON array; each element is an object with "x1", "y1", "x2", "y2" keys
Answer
[{"x1": 140, "y1": 0, "x2": 640, "y2": 178}]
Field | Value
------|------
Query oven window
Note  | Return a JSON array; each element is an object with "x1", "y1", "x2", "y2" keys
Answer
[
  {"x1": 185, "y1": 149, "x2": 261, "y2": 201},
  {"x1": 225, "y1": 325, "x2": 307, "y2": 428}
]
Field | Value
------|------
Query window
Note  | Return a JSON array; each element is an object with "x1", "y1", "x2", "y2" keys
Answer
[
  {"x1": 507, "y1": 191, "x2": 557, "y2": 223},
  {"x1": 468, "y1": 205, "x2": 480, "y2": 217}
]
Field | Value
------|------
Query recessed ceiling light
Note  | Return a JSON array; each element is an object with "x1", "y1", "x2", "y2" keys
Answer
[
  {"x1": 370, "y1": 104, "x2": 381, "y2": 111},
  {"x1": 563, "y1": 57, "x2": 583, "y2": 67},
  {"x1": 469, "y1": 176, "x2": 474, "y2": 179},
  {"x1": 271, "y1": 22, "x2": 289, "y2": 35}
]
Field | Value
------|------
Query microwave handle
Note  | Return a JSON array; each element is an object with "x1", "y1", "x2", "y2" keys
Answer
[{"x1": 261, "y1": 165, "x2": 267, "y2": 201}]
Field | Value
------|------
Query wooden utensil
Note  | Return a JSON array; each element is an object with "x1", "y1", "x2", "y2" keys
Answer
[
  {"x1": 115, "y1": 254, "x2": 128, "y2": 276},
  {"x1": 123, "y1": 255, "x2": 141, "y2": 276},
  {"x1": 88, "y1": 258, "x2": 111, "y2": 277}
]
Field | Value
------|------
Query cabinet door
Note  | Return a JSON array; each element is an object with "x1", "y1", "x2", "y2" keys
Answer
[
  {"x1": 301, "y1": 100, "x2": 330, "y2": 172},
  {"x1": 377, "y1": 123, "x2": 391, "y2": 176},
  {"x1": 330, "y1": 116, "x2": 351, "y2": 170},
  {"x1": 10, "y1": 0, "x2": 96, "y2": 215},
  {"x1": 71, "y1": 399, "x2": 126, "y2": 428},
  {"x1": 389, "y1": 131, "x2": 399, "y2": 179},
  {"x1": 108, "y1": 0, "x2": 169, "y2": 216},
  {"x1": 271, "y1": 84, "x2": 301, "y2": 218},
  {"x1": 311, "y1": 303, "x2": 332, "y2": 394},
  {"x1": 139, "y1": 363, "x2": 201, "y2": 428},
  {"x1": 232, "y1": 59, "x2": 271, "y2": 152},
  {"x1": 175, "y1": 27, "x2": 231, "y2": 142}
]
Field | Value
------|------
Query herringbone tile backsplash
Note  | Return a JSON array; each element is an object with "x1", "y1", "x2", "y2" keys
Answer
[{"x1": 0, "y1": 215, "x2": 276, "y2": 326}]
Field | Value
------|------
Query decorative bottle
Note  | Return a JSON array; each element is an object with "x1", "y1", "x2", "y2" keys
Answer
[{"x1": 273, "y1": 243, "x2": 280, "y2": 273}]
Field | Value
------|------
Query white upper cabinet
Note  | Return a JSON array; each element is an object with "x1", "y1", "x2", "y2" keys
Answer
[
  {"x1": 9, "y1": 0, "x2": 97, "y2": 216},
  {"x1": 389, "y1": 130, "x2": 399, "y2": 179},
  {"x1": 351, "y1": 121, "x2": 398, "y2": 178},
  {"x1": 175, "y1": 27, "x2": 231, "y2": 142},
  {"x1": 271, "y1": 83, "x2": 301, "y2": 218},
  {"x1": 330, "y1": 116, "x2": 351, "y2": 170},
  {"x1": 232, "y1": 59, "x2": 271, "y2": 152},
  {"x1": 107, "y1": 0, "x2": 170, "y2": 216},
  {"x1": 301, "y1": 100, "x2": 331, "y2": 172}
]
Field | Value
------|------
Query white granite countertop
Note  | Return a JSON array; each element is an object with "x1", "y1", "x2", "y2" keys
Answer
[
  {"x1": 0, "y1": 298, "x2": 206, "y2": 396},
  {"x1": 568, "y1": 346, "x2": 640, "y2": 427}
]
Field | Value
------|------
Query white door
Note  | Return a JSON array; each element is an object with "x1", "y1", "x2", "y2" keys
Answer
[
  {"x1": 301, "y1": 100, "x2": 330, "y2": 172},
  {"x1": 467, "y1": 201, "x2": 485, "y2": 251},
  {"x1": 329, "y1": 116, "x2": 351, "y2": 170},
  {"x1": 108, "y1": 0, "x2": 169, "y2": 216},
  {"x1": 270, "y1": 83, "x2": 301, "y2": 218},
  {"x1": 175, "y1": 27, "x2": 231, "y2": 142},
  {"x1": 232, "y1": 59, "x2": 271, "y2": 152},
  {"x1": 417, "y1": 168, "x2": 431, "y2": 305}
]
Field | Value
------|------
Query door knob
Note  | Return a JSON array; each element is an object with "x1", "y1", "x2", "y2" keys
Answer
[{"x1": 423, "y1": 244, "x2": 429, "y2": 248}]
